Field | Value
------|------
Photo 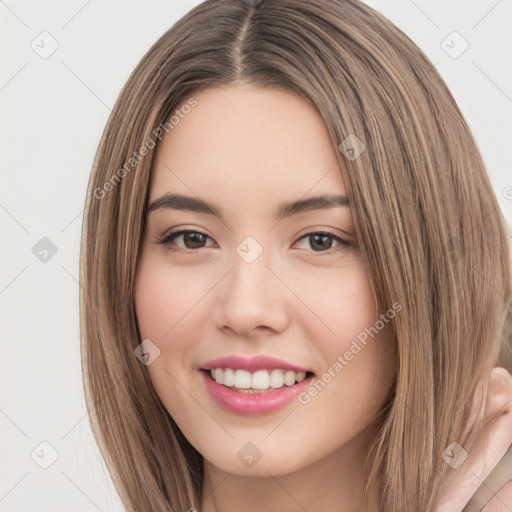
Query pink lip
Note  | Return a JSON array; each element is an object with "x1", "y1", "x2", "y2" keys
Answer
[
  {"x1": 200, "y1": 369, "x2": 315, "y2": 416},
  {"x1": 200, "y1": 355, "x2": 311, "y2": 373}
]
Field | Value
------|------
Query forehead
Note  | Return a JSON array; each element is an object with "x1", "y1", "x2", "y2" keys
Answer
[{"x1": 149, "y1": 85, "x2": 347, "y2": 208}]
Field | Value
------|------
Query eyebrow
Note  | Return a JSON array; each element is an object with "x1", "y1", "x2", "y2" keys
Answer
[{"x1": 148, "y1": 192, "x2": 349, "y2": 221}]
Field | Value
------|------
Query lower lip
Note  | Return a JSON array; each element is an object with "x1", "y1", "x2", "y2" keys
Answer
[{"x1": 200, "y1": 370, "x2": 314, "y2": 416}]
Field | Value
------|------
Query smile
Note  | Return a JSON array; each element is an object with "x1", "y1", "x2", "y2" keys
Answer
[
  {"x1": 209, "y1": 368, "x2": 309, "y2": 391},
  {"x1": 200, "y1": 368, "x2": 316, "y2": 415}
]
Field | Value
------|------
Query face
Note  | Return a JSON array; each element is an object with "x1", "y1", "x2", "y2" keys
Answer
[{"x1": 134, "y1": 84, "x2": 397, "y2": 477}]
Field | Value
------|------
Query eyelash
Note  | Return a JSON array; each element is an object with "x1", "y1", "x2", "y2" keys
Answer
[{"x1": 155, "y1": 229, "x2": 351, "y2": 256}]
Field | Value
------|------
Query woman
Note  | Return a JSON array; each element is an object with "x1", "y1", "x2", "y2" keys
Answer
[{"x1": 79, "y1": 0, "x2": 512, "y2": 510}]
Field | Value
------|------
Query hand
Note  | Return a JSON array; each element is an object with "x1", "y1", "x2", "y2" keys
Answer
[
  {"x1": 437, "y1": 367, "x2": 512, "y2": 512},
  {"x1": 466, "y1": 455, "x2": 512, "y2": 512}
]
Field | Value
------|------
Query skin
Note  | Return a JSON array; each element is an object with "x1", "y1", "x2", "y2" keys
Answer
[
  {"x1": 134, "y1": 84, "x2": 398, "y2": 512},
  {"x1": 440, "y1": 367, "x2": 512, "y2": 512}
]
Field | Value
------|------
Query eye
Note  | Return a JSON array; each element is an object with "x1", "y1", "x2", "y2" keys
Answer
[
  {"x1": 154, "y1": 229, "x2": 352, "y2": 255},
  {"x1": 156, "y1": 229, "x2": 215, "y2": 252},
  {"x1": 293, "y1": 231, "x2": 351, "y2": 255}
]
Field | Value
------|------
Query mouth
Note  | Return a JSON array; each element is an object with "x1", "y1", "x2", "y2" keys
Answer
[
  {"x1": 199, "y1": 367, "x2": 316, "y2": 416},
  {"x1": 200, "y1": 368, "x2": 316, "y2": 393}
]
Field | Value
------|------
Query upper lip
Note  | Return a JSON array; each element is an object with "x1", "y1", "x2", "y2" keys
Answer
[{"x1": 200, "y1": 355, "x2": 313, "y2": 374}]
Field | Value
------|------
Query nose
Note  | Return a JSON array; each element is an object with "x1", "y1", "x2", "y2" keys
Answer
[{"x1": 212, "y1": 244, "x2": 290, "y2": 337}]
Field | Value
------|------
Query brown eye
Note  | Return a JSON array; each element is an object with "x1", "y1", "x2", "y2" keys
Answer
[
  {"x1": 294, "y1": 231, "x2": 351, "y2": 254},
  {"x1": 309, "y1": 233, "x2": 334, "y2": 251},
  {"x1": 155, "y1": 229, "x2": 351, "y2": 255},
  {"x1": 180, "y1": 231, "x2": 208, "y2": 249},
  {"x1": 157, "y1": 230, "x2": 214, "y2": 251}
]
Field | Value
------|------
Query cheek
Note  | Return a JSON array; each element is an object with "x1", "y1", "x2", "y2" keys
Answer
[
  {"x1": 292, "y1": 259, "x2": 378, "y2": 346},
  {"x1": 133, "y1": 258, "x2": 198, "y2": 401},
  {"x1": 297, "y1": 263, "x2": 395, "y2": 412},
  {"x1": 134, "y1": 260, "x2": 201, "y2": 419},
  {"x1": 133, "y1": 254, "x2": 220, "y2": 383},
  {"x1": 134, "y1": 255, "x2": 212, "y2": 341}
]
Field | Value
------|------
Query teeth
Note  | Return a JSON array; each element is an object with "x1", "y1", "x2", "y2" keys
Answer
[
  {"x1": 223, "y1": 368, "x2": 236, "y2": 387},
  {"x1": 269, "y1": 369, "x2": 284, "y2": 388},
  {"x1": 208, "y1": 368, "x2": 308, "y2": 390}
]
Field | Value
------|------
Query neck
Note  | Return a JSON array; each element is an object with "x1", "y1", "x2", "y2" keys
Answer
[{"x1": 200, "y1": 423, "x2": 383, "y2": 512}]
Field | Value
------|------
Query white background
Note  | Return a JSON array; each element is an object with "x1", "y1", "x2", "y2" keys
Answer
[{"x1": 1, "y1": 0, "x2": 511, "y2": 510}]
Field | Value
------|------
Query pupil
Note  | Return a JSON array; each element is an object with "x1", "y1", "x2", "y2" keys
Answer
[
  {"x1": 310, "y1": 233, "x2": 332, "y2": 251},
  {"x1": 185, "y1": 232, "x2": 205, "y2": 249}
]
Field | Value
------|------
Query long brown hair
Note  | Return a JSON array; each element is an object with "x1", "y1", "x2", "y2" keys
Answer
[{"x1": 79, "y1": 1, "x2": 512, "y2": 510}]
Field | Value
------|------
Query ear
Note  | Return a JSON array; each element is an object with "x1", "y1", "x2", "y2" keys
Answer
[
  {"x1": 437, "y1": 367, "x2": 512, "y2": 512},
  {"x1": 484, "y1": 367, "x2": 512, "y2": 419}
]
